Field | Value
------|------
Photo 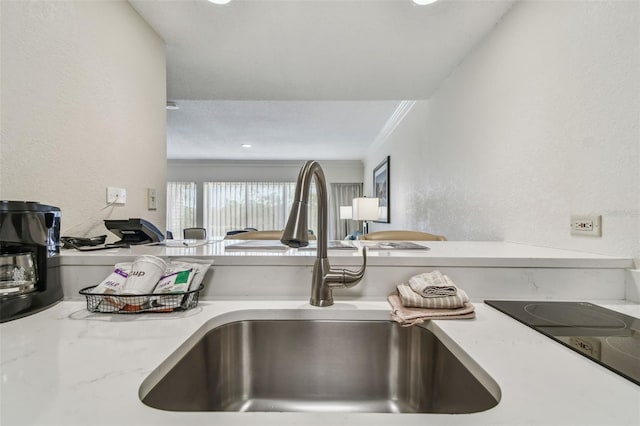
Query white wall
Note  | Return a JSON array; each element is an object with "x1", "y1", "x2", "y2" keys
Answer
[
  {"x1": 0, "y1": 0, "x2": 166, "y2": 239},
  {"x1": 365, "y1": 0, "x2": 640, "y2": 259}
]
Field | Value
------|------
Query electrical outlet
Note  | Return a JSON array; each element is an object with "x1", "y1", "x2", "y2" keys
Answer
[
  {"x1": 147, "y1": 188, "x2": 157, "y2": 210},
  {"x1": 106, "y1": 187, "x2": 126, "y2": 205},
  {"x1": 570, "y1": 215, "x2": 601, "y2": 237}
]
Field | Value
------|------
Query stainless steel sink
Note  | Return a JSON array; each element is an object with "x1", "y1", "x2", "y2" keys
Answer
[{"x1": 140, "y1": 311, "x2": 500, "y2": 414}]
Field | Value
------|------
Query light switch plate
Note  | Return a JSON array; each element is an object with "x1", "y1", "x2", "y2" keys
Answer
[{"x1": 147, "y1": 188, "x2": 157, "y2": 210}]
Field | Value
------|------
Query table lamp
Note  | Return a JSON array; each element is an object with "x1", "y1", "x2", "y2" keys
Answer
[{"x1": 352, "y1": 197, "x2": 379, "y2": 234}]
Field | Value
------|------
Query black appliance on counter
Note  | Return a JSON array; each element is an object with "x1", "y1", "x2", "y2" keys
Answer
[
  {"x1": 486, "y1": 300, "x2": 640, "y2": 386},
  {"x1": 104, "y1": 218, "x2": 164, "y2": 245},
  {"x1": 0, "y1": 201, "x2": 63, "y2": 322}
]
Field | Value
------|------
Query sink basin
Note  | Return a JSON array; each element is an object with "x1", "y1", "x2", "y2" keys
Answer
[{"x1": 140, "y1": 311, "x2": 500, "y2": 414}]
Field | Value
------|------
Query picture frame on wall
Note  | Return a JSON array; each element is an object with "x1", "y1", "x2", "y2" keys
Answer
[{"x1": 373, "y1": 156, "x2": 390, "y2": 223}]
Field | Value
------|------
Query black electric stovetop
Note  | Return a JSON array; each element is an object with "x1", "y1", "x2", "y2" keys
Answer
[{"x1": 485, "y1": 300, "x2": 640, "y2": 386}]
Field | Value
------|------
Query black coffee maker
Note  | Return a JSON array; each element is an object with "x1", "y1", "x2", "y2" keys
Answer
[{"x1": 0, "y1": 201, "x2": 63, "y2": 322}]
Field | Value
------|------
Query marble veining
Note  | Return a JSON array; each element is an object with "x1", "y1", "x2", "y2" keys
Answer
[{"x1": 1, "y1": 301, "x2": 638, "y2": 426}]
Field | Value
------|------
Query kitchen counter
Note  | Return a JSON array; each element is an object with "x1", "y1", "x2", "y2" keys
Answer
[
  {"x1": 56, "y1": 241, "x2": 636, "y2": 302},
  {"x1": 1, "y1": 300, "x2": 639, "y2": 426},
  {"x1": 2, "y1": 241, "x2": 638, "y2": 424},
  {"x1": 58, "y1": 240, "x2": 633, "y2": 268}
]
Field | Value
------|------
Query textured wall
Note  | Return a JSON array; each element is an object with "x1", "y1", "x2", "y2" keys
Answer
[
  {"x1": 365, "y1": 0, "x2": 639, "y2": 258},
  {"x1": 0, "y1": 0, "x2": 166, "y2": 239}
]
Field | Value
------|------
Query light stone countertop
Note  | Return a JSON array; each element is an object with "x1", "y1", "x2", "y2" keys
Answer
[
  {"x1": 57, "y1": 240, "x2": 634, "y2": 268},
  {"x1": 56, "y1": 241, "x2": 636, "y2": 303},
  {"x1": 1, "y1": 300, "x2": 639, "y2": 426}
]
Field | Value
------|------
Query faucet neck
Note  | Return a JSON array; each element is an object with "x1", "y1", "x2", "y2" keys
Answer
[
  {"x1": 282, "y1": 160, "x2": 328, "y2": 258},
  {"x1": 282, "y1": 160, "x2": 366, "y2": 307}
]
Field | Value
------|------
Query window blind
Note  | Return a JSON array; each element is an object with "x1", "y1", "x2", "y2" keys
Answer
[
  {"x1": 203, "y1": 182, "x2": 317, "y2": 238},
  {"x1": 166, "y1": 182, "x2": 197, "y2": 237}
]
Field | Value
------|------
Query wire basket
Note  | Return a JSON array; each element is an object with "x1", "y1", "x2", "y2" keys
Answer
[{"x1": 79, "y1": 285, "x2": 203, "y2": 314}]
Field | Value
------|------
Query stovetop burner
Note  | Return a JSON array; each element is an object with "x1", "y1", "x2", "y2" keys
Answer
[{"x1": 485, "y1": 300, "x2": 640, "y2": 386}]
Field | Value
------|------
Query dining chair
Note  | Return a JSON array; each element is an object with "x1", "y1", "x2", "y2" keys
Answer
[{"x1": 183, "y1": 227, "x2": 207, "y2": 240}]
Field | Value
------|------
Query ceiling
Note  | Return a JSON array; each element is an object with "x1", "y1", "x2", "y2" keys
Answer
[
  {"x1": 129, "y1": 0, "x2": 516, "y2": 160},
  {"x1": 166, "y1": 100, "x2": 405, "y2": 160}
]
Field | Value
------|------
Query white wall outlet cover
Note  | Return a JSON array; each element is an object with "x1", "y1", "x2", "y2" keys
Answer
[
  {"x1": 106, "y1": 187, "x2": 126, "y2": 204},
  {"x1": 570, "y1": 215, "x2": 602, "y2": 237}
]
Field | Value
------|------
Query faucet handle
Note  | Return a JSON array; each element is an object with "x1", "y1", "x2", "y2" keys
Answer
[{"x1": 326, "y1": 247, "x2": 367, "y2": 289}]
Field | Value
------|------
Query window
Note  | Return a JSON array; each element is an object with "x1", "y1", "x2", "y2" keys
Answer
[
  {"x1": 166, "y1": 182, "x2": 197, "y2": 237},
  {"x1": 203, "y1": 182, "x2": 317, "y2": 238}
]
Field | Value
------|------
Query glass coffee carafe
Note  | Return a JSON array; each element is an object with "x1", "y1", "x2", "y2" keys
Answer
[{"x1": 0, "y1": 252, "x2": 38, "y2": 296}]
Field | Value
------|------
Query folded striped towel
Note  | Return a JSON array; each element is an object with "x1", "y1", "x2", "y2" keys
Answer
[
  {"x1": 388, "y1": 293, "x2": 475, "y2": 327},
  {"x1": 408, "y1": 270, "x2": 458, "y2": 297},
  {"x1": 397, "y1": 283, "x2": 469, "y2": 309}
]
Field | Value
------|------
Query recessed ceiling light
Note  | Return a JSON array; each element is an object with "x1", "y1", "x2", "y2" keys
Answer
[
  {"x1": 241, "y1": 144, "x2": 252, "y2": 148},
  {"x1": 413, "y1": 0, "x2": 439, "y2": 5},
  {"x1": 207, "y1": 0, "x2": 232, "y2": 4}
]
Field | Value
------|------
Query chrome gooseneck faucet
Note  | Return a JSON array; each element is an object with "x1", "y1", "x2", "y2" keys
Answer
[{"x1": 281, "y1": 160, "x2": 367, "y2": 307}]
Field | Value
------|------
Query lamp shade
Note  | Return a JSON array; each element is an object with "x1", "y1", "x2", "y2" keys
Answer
[
  {"x1": 339, "y1": 206, "x2": 353, "y2": 220},
  {"x1": 352, "y1": 197, "x2": 379, "y2": 221}
]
